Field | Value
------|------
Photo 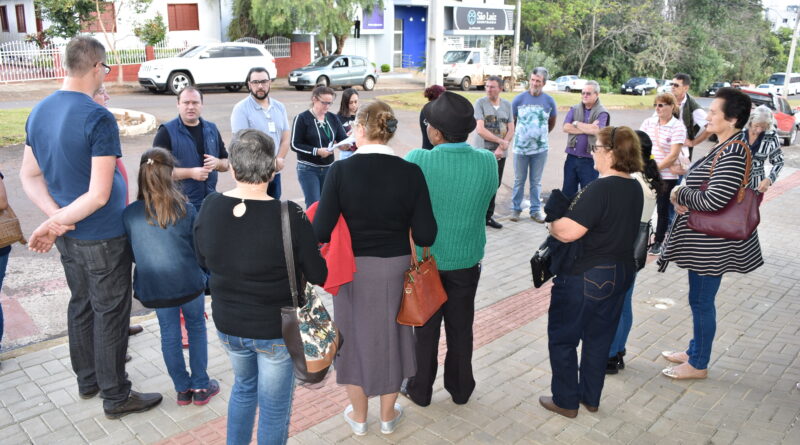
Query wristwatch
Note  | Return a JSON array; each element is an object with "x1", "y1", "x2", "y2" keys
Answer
[{"x1": 573, "y1": 121, "x2": 579, "y2": 128}]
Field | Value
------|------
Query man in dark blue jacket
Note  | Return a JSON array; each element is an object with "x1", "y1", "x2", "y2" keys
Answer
[{"x1": 153, "y1": 87, "x2": 229, "y2": 211}]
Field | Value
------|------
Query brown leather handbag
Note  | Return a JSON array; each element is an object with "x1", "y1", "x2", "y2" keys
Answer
[
  {"x1": 396, "y1": 233, "x2": 447, "y2": 327},
  {"x1": 0, "y1": 205, "x2": 26, "y2": 249},
  {"x1": 687, "y1": 141, "x2": 763, "y2": 240}
]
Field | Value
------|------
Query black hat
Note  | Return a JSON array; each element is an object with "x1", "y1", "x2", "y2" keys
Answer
[{"x1": 422, "y1": 91, "x2": 477, "y2": 136}]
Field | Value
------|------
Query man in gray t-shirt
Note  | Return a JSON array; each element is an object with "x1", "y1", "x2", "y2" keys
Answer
[{"x1": 474, "y1": 76, "x2": 515, "y2": 229}]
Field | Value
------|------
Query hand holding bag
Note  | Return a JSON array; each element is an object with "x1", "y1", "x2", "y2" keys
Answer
[
  {"x1": 279, "y1": 201, "x2": 341, "y2": 384},
  {"x1": 530, "y1": 238, "x2": 553, "y2": 288},
  {"x1": 687, "y1": 141, "x2": 763, "y2": 240},
  {"x1": 655, "y1": 123, "x2": 690, "y2": 176},
  {"x1": 0, "y1": 205, "x2": 27, "y2": 249},
  {"x1": 396, "y1": 232, "x2": 447, "y2": 327}
]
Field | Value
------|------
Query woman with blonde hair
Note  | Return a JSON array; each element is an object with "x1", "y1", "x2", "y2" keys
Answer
[
  {"x1": 314, "y1": 100, "x2": 437, "y2": 436},
  {"x1": 122, "y1": 148, "x2": 217, "y2": 406}
]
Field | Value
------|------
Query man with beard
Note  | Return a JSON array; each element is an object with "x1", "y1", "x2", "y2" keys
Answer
[
  {"x1": 152, "y1": 86, "x2": 229, "y2": 211},
  {"x1": 231, "y1": 67, "x2": 291, "y2": 198}
]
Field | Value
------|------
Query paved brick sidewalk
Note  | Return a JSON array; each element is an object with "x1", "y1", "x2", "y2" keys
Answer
[{"x1": 1, "y1": 170, "x2": 798, "y2": 444}]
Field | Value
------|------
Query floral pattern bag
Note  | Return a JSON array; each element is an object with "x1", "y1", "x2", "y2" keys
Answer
[{"x1": 279, "y1": 201, "x2": 341, "y2": 384}]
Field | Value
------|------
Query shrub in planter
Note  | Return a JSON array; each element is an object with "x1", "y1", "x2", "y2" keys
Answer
[{"x1": 381, "y1": 64, "x2": 390, "y2": 73}]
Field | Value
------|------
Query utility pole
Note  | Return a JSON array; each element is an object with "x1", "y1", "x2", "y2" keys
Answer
[
  {"x1": 784, "y1": 6, "x2": 800, "y2": 95},
  {"x1": 510, "y1": 0, "x2": 521, "y2": 91},
  {"x1": 426, "y1": 0, "x2": 443, "y2": 87}
]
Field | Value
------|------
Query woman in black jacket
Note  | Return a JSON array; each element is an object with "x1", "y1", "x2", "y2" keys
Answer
[{"x1": 291, "y1": 85, "x2": 349, "y2": 208}]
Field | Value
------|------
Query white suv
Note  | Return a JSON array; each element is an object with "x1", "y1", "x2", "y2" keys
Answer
[{"x1": 138, "y1": 42, "x2": 277, "y2": 95}]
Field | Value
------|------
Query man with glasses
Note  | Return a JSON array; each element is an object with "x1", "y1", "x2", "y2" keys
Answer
[
  {"x1": 153, "y1": 86, "x2": 228, "y2": 211},
  {"x1": 231, "y1": 67, "x2": 291, "y2": 198},
  {"x1": 671, "y1": 73, "x2": 709, "y2": 160},
  {"x1": 510, "y1": 67, "x2": 557, "y2": 223},
  {"x1": 21, "y1": 36, "x2": 162, "y2": 418},
  {"x1": 561, "y1": 80, "x2": 609, "y2": 197},
  {"x1": 473, "y1": 76, "x2": 515, "y2": 229}
]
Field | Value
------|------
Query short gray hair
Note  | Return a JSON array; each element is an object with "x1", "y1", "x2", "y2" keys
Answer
[
  {"x1": 746, "y1": 105, "x2": 776, "y2": 131},
  {"x1": 65, "y1": 36, "x2": 106, "y2": 76},
  {"x1": 229, "y1": 129, "x2": 276, "y2": 184},
  {"x1": 584, "y1": 80, "x2": 600, "y2": 94},
  {"x1": 531, "y1": 67, "x2": 549, "y2": 82}
]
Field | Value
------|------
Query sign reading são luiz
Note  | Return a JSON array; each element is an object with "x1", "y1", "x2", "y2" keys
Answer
[{"x1": 453, "y1": 7, "x2": 511, "y2": 32}]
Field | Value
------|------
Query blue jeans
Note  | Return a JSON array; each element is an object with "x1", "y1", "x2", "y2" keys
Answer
[
  {"x1": 609, "y1": 274, "x2": 636, "y2": 358},
  {"x1": 685, "y1": 271, "x2": 723, "y2": 370},
  {"x1": 267, "y1": 173, "x2": 282, "y2": 200},
  {"x1": 55, "y1": 235, "x2": 133, "y2": 410},
  {"x1": 512, "y1": 151, "x2": 548, "y2": 213},
  {"x1": 548, "y1": 262, "x2": 634, "y2": 409},
  {"x1": 0, "y1": 247, "x2": 9, "y2": 346},
  {"x1": 296, "y1": 163, "x2": 329, "y2": 208},
  {"x1": 155, "y1": 294, "x2": 208, "y2": 392},
  {"x1": 218, "y1": 333, "x2": 295, "y2": 445},
  {"x1": 562, "y1": 154, "x2": 598, "y2": 199}
]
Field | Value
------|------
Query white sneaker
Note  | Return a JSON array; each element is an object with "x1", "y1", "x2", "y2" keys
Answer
[
  {"x1": 510, "y1": 211, "x2": 521, "y2": 222},
  {"x1": 531, "y1": 210, "x2": 546, "y2": 223}
]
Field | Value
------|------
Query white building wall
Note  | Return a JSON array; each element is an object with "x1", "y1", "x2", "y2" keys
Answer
[
  {"x1": 0, "y1": 0, "x2": 36, "y2": 43},
  {"x1": 764, "y1": 0, "x2": 799, "y2": 32}
]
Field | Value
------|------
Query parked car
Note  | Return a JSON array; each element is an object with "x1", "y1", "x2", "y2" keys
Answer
[
  {"x1": 656, "y1": 79, "x2": 672, "y2": 94},
  {"x1": 702, "y1": 81, "x2": 731, "y2": 97},
  {"x1": 138, "y1": 42, "x2": 277, "y2": 94},
  {"x1": 288, "y1": 55, "x2": 379, "y2": 91},
  {"x1": 554, "y1": 75, "x2": 587, "y2": 93},
  {"x1": 741, "y1": 88, "x2": 800, "y2": 145},
  {"x1": 756, "y1": 83, "x2": 780, "y2": 95},
  {"x1": 620, "y1": 77, "x2": 658, "y2": 95}
]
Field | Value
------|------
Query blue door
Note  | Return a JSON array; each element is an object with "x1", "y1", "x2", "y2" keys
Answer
[{"x1": 394, "y1": 6, "x2": 427, "y2": 68}]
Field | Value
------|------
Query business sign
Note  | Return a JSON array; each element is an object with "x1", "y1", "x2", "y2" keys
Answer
[
  {"x1": 453, "y1": 7, "x2": 511, "y2": 32},
  {"x1": 363, "y1": 8, "x2": 384, "y2": 30}
]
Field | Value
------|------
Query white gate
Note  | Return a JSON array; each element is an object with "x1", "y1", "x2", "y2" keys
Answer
[{"x1": 264, "y1": 36, "x2": 291, "y2": 58}]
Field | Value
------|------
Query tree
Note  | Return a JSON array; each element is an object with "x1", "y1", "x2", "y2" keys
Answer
[
  {"x1": 89, "y1": 0, "x2": 152, "y2": 84},
  {"x1": 634, "y1": 20, "x2": 685, "y2": 80},
  {"x1": 239, "y1": 0, "x2": 381, "y2": 56},
  {"x1": 134, "y1": 13, "x2": 167, "y2": 47},
  {"x1": 38, "y1": 0, "x2": 96, "y2": 39}
]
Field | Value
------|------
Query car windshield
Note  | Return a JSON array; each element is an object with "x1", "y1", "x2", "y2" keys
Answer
[
  {"x1": 743, "y1": 92, "x2": 775, "y2": 109},
  {"x1": 712, "y1": 82, "x2": 726, "y2": 87},
  {"x1": 627, "y1": 77, "x2": 646, "y2": 85},
  {"x1": 443, "y1": 51, "x2": 471, "y2": 64},
  {"x1": 178, "y1": 46, "x2": 204, "y2": 58},
  {"x1": 310, "y1": 56, "x2": 338, "y2": 67},
  {"x1": 757, "y1": 84, "x2": 770, "y2": 88},
  {"x1": 768, "y1": 74, "x2": 785, "y2": 85}
]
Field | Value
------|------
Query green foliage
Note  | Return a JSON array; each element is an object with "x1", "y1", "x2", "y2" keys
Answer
[
  {"x1": 38, "y1": 0, "x2": 96, "y2": 38},
  {"x1": 381, "y1": 64, "x2": 390, "y2": 73},
  {"x1": 518, "y1": 43, "x2": 561, "y2": 78},
  {"x1": 134, "y1": 13, "x2": 167, "y2": 46}
]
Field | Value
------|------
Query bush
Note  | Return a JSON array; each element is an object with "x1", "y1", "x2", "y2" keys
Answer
[
  {"x1": 134, "y1": 14, "x2": 167, "y2": 47},
  {"x1": 518, "y1": 43, "x2": 562, "y2": 79},
  {"x1": 381, "y1": 64, "x2": 390, "y2": 73}
]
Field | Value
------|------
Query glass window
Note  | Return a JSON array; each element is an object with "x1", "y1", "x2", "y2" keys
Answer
[
  {"x1": 244, "y1": 47, "x2": 262, "y2": 57},
  {"x1": 223, "y1": 46, "x2": 245, "y2": 58},
  {"x1": 353, "y1": 58, "x2": 365, "y2": 67}
]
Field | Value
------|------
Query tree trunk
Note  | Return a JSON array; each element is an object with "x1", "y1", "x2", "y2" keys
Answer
[
  {"x1": 334, "y1": 34, "x2": 347, "y2": 55},
  {"x1": 316, "y1": 39, "x2": 329, "y2": 57}
]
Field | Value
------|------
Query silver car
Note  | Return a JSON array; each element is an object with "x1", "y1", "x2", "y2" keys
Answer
[{"x1": 288, "y1": 55, "x2": 379, "y2": 91}]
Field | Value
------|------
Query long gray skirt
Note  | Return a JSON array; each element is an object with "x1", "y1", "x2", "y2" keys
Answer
[{"x1": 333, "y1": 255, "x2": 416, "y2": 396}]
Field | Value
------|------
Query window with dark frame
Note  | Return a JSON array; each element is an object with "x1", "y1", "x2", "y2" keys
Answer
[
  {"x1": 167, "y1": 4, "x2": 199, "y2": 31},
  {"x1": 1, "y1": 6, "x2": 9, "y2": 32},
  {"x1": 15, "y1": 4, "x2": 25, "y2": 33}
]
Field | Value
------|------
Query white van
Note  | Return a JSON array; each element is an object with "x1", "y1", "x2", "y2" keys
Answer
[{"x1": 767, "y1": 72, "x2": 800, "y2": 96}]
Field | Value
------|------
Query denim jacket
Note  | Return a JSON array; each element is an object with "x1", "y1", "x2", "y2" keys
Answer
[{"x1": 122, "y1": 201, "x2": 207, "y2": 308}]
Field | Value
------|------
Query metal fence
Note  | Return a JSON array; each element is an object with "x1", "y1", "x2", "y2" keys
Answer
[
  {"x1": 0, "y1": 40, "x2": 187, "y2": 83},
  {"x1": 264, "y1": 36, "x2": 291, "y2": 58}
]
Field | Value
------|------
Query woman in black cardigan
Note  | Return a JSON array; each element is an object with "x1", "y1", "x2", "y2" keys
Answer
[{"x1": 291, "y1": 85, "x2": 349, "y2": 208}]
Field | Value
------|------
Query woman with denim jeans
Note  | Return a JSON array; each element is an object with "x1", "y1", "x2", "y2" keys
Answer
[
  {"x1": 658, "y1": 88, "x2": 763, "y2": 380},
  {"x1": 0, "y1": 172, "x2": 12, "y2": 363},
  {"x1": 194, "y1": 129, "x2": 327, "y2": 445},
  {"x1": 291, "y1": 85, "x2": 350, "y2": 208},
  {"x1": 122, "y1": 148, "x2": 218, "y2": 406},
  {"x1": 541, "y1": 126, "x2": 643, "y2": 418}
]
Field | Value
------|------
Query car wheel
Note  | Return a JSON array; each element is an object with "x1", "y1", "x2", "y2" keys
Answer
[
  {"x1": 640, "y1": 89, "x2": 646, "y2": 96},
  {"x1": 225, "y1": 84, "x2": 243, "y2": 92},
  {"x1": 786, "y1": 126, "x2": 797, "y2": 146},
  {"x1": 460, "y1": 77, "x2": 471, "y2": 91},
  {"x1": 168, "y1": 72, "x2": 192, "y2": 95},
  {"x1": 363, "y1": 76, "x2": 375, "y2": 91},
  {"x1": 294, "y1": 85, "x2": 305, "y2": 91},
  {"x1": 502, "y1": 78, "x2": 512, "y2": 92},
  {"x1": 565, "y1": 87, "x2": 571, "y2": 93},
  {"x1": 316, "y1": 76, "x2": 329, "y2": 87}
]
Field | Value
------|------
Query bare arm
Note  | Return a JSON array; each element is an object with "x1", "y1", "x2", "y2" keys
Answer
[
  {"x1": 657, "y1": 143, "x2": 683, "y2": 170},
  {"x1": 49, "y1": 156, "x2": 117, "y2": 226},
  {"x1": 548, "y1": 217, "x2": 589, "y2": 243},
  {"x1": 476, "y1": 120, "x2": 507, "y2": 146},
  {"x1": 0, "y1": 177, "x2": 8, "y2": 211},
  {"x1": 276, "y1": 129, "x2": 291, "y2": 172},
  {"x1": 548, "y1": 115, "x2": 556, "y2": 133},
  {"x1": 173, "y1": 166, "x2": 212, "y2": 181},
  {"x1": 20, "y1": 145, "x2": 61, "y2": 217}
]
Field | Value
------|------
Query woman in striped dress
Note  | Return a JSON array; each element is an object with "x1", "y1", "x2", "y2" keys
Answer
[
  {"x1": 657, "y1": 88, "x2": 763, "y2": 380},
  {"x1": 744, "y1": 105, "x2": 784, "y2": 193}
]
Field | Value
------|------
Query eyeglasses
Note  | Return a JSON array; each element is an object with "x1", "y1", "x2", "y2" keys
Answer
[
  {"x1": 589, "y1": 144, "x2": 607, "y2": 153},
  {"x1": 99, "y1": 63, "x2": 111, "y2": 75},
  {"x1": 581, "y1": 91, "x2": 595, "y2": 96},
  {"x1": 316, "y1": 99, "x2": 333, "y2": 106},
  {"x1": 670, "y1": 83, "x2": 682, "y2": 88},
  {"x1": 249, "y1": 79, "x2": 270, "y2": 85},
  {"x1": 654, "y1": 103, "x2": 670, "y2": 108}
]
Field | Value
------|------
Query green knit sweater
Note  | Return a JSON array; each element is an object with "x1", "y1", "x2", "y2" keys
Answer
[{"x1": 405, "y1": 142, "x2": 498, "y2": 271}]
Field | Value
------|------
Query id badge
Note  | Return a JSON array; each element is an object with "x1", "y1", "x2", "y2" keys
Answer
[{"x1": 268, "y1": 121, "x2": 276, "y2": 133}]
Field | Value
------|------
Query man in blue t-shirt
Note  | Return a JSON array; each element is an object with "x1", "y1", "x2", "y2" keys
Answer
[
  {"x1": 20, "y1": 36, "x2": 162, "y2": 419},
  {"x1": 511, "y1": 67, "x2": 557, "y2": 223}
]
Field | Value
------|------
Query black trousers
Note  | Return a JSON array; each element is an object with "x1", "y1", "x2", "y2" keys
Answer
[
  {"x1": 405, "y1": 263, "x2": 481, "y2": 406},
  {"x1": 486, "y1": 157, "x2": 506, "y2": 220},
  {"x1": 655, "y1": 179, "x2": 678, "y2": 242}
]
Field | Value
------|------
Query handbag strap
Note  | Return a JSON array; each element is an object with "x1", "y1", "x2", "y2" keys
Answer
[
  {"x1": 707, "y1": 139, "x2": 753, "y2": 203},
  {"x1": 280, "y1": 201, "x2": 300, "y2": 308},
  {"x1": 407, "y1": 230, "x2": 430, "y2": 267}
]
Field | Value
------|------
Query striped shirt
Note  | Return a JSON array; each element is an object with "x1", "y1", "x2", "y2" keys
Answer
[
  {"x1": 745, "y1": 130, "x2": 784, "y2": 188},
  {"x1": 640, "y1": 116, "x2": 687, "y2": 180},
  {"x1": 657, "y1": 134, "x2": 763, "y2": 276}
]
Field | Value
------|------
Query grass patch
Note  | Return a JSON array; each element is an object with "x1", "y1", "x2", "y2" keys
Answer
[
  {"x1": 0, "y1": 108, "x2": 30, "y2": 147},
  {"x1": 376, "y1": 91, "x2": 657, "y2": 112}
]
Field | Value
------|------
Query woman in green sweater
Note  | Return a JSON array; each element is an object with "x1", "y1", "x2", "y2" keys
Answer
[{"x1": 403, "y1": 91, "x2": 498, "y2": 407}]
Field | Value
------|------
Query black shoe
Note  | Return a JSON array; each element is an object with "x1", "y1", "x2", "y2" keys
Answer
[
  {"x1": 648, "y1": 241, "x2": 663, "y2": 256},
  {"x1": 128, "y1": 325, "x2": 144, "y2": 336},
  {"x1": 192, "y1": 379, "x2": 220, "y2": 406},
  {"x1": 617, "y1": 351, "x2": 625, "y2": 370},
  {"x1": 176, "y1": 389, "x2": 194, "y2": 406},
  {"x1": 486, "y1": 218, "x2": 503, "y2": 229},
  {"x1": 605, "y1": 356, "x2": 620, "y2": 375},
  {"x1": 125, "y1": 354, "x2": 132, "y2": 363},
  {"x1": 79, "y1": 386, "x2": 100, "y2": 400},
  {"x1": 399, "y1": 385, "x2": 429, "y2": 407},
  {"x1": 104, "y1": 391, "x2": 163, "y2": 419}
]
